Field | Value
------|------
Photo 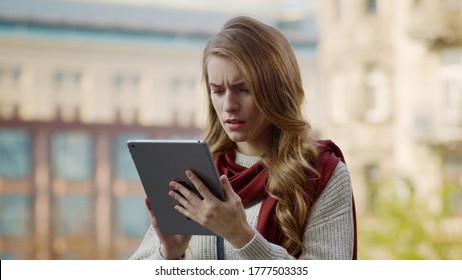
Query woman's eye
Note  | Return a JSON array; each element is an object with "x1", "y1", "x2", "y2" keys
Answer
[{"x1": 212, "y1": 89, "x2": 224, "y2": 95}]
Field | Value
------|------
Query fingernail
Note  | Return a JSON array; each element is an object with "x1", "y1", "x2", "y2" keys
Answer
[{"x1": 186, "y1": 170, "x2": 192, "y2": 178}]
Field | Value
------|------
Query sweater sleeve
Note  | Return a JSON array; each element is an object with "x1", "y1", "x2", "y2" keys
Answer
[
  {"x1": 236, "y1": 161, "x2": 355, "y2": 260},
  {"x1": 129, "y1": 225, "x2": 164, "y2": 260},
  {"x1": 129, "y1": 161, "x2": 354, "y2": 260}
]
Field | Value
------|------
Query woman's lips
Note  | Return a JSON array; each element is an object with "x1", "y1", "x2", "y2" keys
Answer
[{"x1": 225, "y1": 119, "x2": 245, "y2": 130}]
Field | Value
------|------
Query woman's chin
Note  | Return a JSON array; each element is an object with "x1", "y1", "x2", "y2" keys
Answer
[{"x1": 226, "y1": 133, "x2": 246, "y2": 143}]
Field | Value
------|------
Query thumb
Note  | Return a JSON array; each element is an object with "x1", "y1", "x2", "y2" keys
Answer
[
  {"x1": 144, "y1": 197, "x2": 152, "y2": 211},
  {"x1": 220, "y1": 175, "x2": 237, "y2": 200},
  {"x1": 145, "y1": 197, "x2": 158, "y2": 227}
]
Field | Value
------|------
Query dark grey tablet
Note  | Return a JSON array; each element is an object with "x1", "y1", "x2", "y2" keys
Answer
[{"x1": 127, "y1": 139, "x2": 224, "y2": 235}]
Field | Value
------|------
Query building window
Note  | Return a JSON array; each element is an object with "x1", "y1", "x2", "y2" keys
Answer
[
  {"x1": 112, "y1": 72, "x2": 140, "y2": 92},
  {"x1": 113, "y1": 133, "x2": 148, "y2": 182},
  {"x1": 171, "y1": 76, "x2": 180, "y2": 94},
  {"x1": 51, "y1": 194, "x2": 94, "y2": 259},
  {"x1": 52, "y1": 69, "x2": 82, "y2": 90},
  {"x1": 331, "y1": 74, "x2": 350, "y2": 124},
  {"x1": 112, "y1": 133, "x2": 151, "y2": 244},
  {"x1": 0, "y1": 129, "x2": 31, "y2": 179},
  {"x1": 439, "y1": 48, "x2": 462, "y2": 127},
  {"x1": 0, "y1": 66, "x2": 22, "y2": 86},
  {"x1": 442, "y1": 156, "x2": 462, "y2": 216},
  {"x1": 53, "y1": 70, "x2": 64, "y2": 86},
  {"x1": 114, "y1": 195, "x2": 150, "y2": 238},
  {"x1": 366, "y1": 0, "x2": 377, "y2": 14},
  {"x1": 0, "y1": 195, "x2": 32, "y2": 237},
  {"x1": 170, "y1": 76, "x2": 197, "y2": 95},
  {"x1": 52, "y1": 195, "x2": 93, "y2": 235},
  {"x1": 445, "y1": 0, "x2": 460, "y2": 10},
  {"x1": 363, "y1": 64, "x2": 389, "y2": 123},
  {"x1": 51, "y1": 131, "x2": 94, "y2": 181},
  {"x1": 113, "y1": 74, "x2": 124, "y2": 90},
  {"x1": 333, "y1": 0, "x2": 342, "y2": 20},
  {"x1": 276, "y1": 19, "x2": 303, "y2": 31},
  {"x1": 365, "y1": 163, "x2": 380, "y2": 214}
]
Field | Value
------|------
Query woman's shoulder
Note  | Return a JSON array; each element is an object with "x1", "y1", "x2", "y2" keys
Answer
[
  {"x1": 308, "y1": 139, "x2": 347, "y2": 199},
  {"x1": 311, "y1": 161, "x2": 352, "y2": 216},
  {"x1": 315, "y1": 139, "x2": 345, "y2": 166}
]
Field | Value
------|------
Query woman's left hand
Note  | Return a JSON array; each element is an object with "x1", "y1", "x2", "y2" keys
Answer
[{"x1": 168, "y1": 170, "x2": 255, "y2": 249}]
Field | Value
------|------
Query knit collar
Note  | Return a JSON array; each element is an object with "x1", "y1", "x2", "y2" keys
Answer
[{"x1": 234, "y1": 150, "x2": 261, "y2": 168}]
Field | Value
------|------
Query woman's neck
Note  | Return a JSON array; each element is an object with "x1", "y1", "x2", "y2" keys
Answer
[
  {"x1": 234, "y1": 150, "x2": 261, "y2": 168},
  {"x1": 235, "y1": 142, "x2": 266, "y2": 157}
]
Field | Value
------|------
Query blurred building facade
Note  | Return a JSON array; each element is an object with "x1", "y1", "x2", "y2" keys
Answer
[
  {"x1": 318, "y1": 0, "x2": 462, "y2": 232},
  {"x1": 0, "y1": 0, "x2": 318, "y2": 259}
]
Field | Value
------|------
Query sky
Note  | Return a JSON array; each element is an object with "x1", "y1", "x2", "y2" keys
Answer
[{"x1": 63, "y1": 0, "x2": 317, "y2": 20}]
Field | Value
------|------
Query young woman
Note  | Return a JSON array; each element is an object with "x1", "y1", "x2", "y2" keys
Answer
[{"x1": 130, "y1": 16, "x2": 357, "y2": 260}]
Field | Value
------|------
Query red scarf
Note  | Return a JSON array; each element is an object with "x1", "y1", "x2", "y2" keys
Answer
[{"x1": 214, "y1": 139, "x2": 358, "y2": 259}]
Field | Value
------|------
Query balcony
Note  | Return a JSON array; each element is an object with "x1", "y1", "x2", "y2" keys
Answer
[
  {"x1": 413, "y1": 110, "x2": 462, "y2": 145},
  {"x1": 408, "y1": 0, "x2": 462, "y2": 48}
]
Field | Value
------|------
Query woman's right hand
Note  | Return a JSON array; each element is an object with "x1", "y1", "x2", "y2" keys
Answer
[{"x1": 145, "y1": 197, "x2": 192, "y2": 259}]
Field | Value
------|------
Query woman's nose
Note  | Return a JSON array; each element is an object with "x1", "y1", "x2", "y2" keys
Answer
[{"x1": 223, "y1": 91, "x2": 239, "y2": 112}]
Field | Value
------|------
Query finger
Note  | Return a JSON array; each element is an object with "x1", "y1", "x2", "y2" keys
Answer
[
  {"x1": 174, "y1": 204, "x2": 191, "y2": 219},
  {"x1": 168, "y1": 185, "x2": 197, "y2": 222},
  {"x1": 169, "y1": 181, "x2": 195, "y2": 209},
  {"x1": 220, "y1": 175, "x2": 236, "y2": 201},
  {"x1": 145, "y1": 197, "x2": 154, "y2": 211},
  {"x1": 145, "y1": 197, "x2": 158, "y2": 228},
  {"x1": 185, "y1": 170, "x2": 216, "y2": 201},
  {"x1": 145, "y1": 197, "x2": 155, "y2": 217}
]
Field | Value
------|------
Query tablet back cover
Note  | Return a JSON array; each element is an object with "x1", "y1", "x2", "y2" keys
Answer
[{"x1": 127, "y1": 140, "x2": 224, "y2": 235}]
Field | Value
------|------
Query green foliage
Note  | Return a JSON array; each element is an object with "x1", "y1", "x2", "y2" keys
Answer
[{"x1": 358, "y1": 181, "x2": 462, "y2": 260}]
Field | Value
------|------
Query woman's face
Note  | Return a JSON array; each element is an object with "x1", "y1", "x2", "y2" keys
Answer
[{"x1": 207, "y1": 56, "x2": 272, "y2": 156}]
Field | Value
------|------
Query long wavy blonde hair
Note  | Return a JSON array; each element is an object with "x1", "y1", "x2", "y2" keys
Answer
[{"x1": 202, "y1": 16, "x2": 319, "y2": 257}]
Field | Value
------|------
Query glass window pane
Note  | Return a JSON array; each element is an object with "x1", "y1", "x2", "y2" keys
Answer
[
  {"x1": 0, "y1": 194, "x2": 32, "y2": 237},
  {"x1": 113, "y1": 133, "x2": 147, "y2": 182},
  {"x1": 441, "y1": 48, "x2": 462, "y2": 65},
  {"x1": 331, "y1": 74, "x2": 349, "y2": 124},
  {"x1": 51, "y1": 132, "x2": 93, "y2": 180},
  {"x1": 364, "y1": 64, "x2": 389, "y2": 122},
  {"x1": 0, "y1": 251, "x2": 14, "y2": 260},
  {"x1": 53, "y1": 195, "x2": 92, "y2": 235},
  {"x1": 0, "y1": 129, "x2": 31, "y2": 179},
  {"x1": 114, "y1": 195, "x2": 150, "y2": 238},
  {"x1": 367, "y1": 0, "x2": 377, "y2": 13}
]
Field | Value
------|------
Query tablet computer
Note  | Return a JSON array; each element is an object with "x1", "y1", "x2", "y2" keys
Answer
[{"x1": 127, "y1": 139, "x2": 224, "y2": 235}]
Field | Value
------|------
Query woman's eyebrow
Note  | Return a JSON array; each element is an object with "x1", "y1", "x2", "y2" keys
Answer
[
  {"x1": 208, "y1": 81, "x2": 246, "y2": 88},
  {"x1": 209, "y1": 82, "x2": 222, "y2": 87},
  {"x1": 232, "y1": 81, "x2": 246, "y2": 87}
]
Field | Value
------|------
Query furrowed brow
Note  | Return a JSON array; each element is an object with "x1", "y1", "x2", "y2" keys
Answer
[
  {"x1": 232, "y1": 81, "x2": 246, "y2": 87},
  {"x1": 209, "y1": 82, "x2": 222, "y2": 87}
]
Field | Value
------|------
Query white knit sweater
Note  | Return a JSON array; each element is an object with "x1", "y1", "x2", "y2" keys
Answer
[{"x1": 129, "y1": 152, "x2": 354, "y2": 260}]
